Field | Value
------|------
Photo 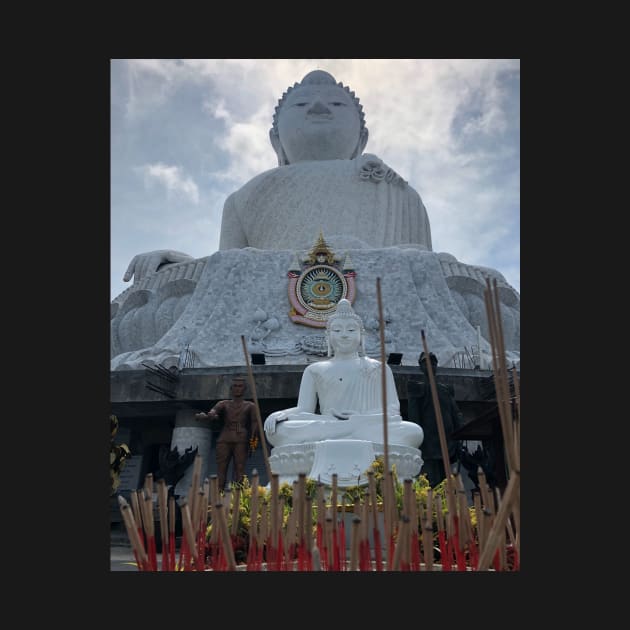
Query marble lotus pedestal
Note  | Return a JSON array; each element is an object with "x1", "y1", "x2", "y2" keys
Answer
[{"x1": 268, "y1": 439, "x2": 424, "y2": 488}]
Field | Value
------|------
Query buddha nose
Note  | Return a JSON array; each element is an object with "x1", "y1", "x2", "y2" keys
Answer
[{"x1": 307, "y1": 100, "x2": 331, "y2": 115}]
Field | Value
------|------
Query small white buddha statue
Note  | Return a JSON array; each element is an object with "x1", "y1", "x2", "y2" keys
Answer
[{"x1": 264, "y1": 299, "x2": 424, "y2": 450}]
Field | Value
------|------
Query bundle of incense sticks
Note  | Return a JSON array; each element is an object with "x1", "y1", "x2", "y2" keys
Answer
[
  {"x1": 117, "y1": 466, "x2": 518, "y2": 571},
  {"x1": 116, "y1": 444, "x2": 518, "y2": 572},
  {"x1": 117, "y1": 455, "x2": 518, "y2": 572},
  {"x1": 476, "y1": 279, "x2": 520, "y2": 571}
]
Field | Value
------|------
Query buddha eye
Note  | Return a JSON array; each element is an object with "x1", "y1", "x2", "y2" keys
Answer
[
  {"x1": 329, "y1": 102, "x2": 346, "y2": 106},
  {"x1": 293, "y1": 102, "x2": 309, "y2": 107}
]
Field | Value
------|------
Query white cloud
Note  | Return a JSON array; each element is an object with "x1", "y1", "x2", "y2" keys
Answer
[
  {"x1": 206, "y1": 106, "x2": 277, "y2": 183},
  {"x1": 137, "y1": 162, "x2": 200, "y2": 204}
]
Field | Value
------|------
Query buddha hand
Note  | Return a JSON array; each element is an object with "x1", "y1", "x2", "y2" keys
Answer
[
  {"x1": 123, "y1": 249, "x2": 194, "y2": 283},
  {"x1": 330, "y1": 409, "x2": 359, "y2": 420},
  {"x1": 264, "y1": 410, "x2": 289, "y2": 435}
]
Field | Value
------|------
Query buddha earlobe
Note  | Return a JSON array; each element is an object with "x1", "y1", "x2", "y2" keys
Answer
[
  {"x1": 270, "y1": 129, "x2": 289, "y2": 166},
  {"x1": 351, "y1": 128, "x2": 369, "y2": 160}
]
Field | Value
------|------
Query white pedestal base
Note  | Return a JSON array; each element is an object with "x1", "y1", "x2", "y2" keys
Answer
[{"x1": 268, "y1": 439, "x2": 423, "y2": 488}]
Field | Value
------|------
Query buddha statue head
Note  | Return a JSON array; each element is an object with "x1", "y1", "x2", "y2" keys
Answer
[
  {"x1": 270, "y1": 70, "x2": 369, "y2": 166},
  {"x1": 325, "y1": 298, "x2": 365, "y2": 357}
]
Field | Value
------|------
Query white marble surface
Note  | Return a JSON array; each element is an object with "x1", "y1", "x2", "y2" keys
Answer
[
  {"x1": 267, "y1": 440, "x2": 423, "y2": 488},
  {"x1": 219, "y1": 155, "x2": 431, "y2": 252}
]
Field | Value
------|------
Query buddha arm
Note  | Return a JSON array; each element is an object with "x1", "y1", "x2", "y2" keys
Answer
[
  {"x1": 294, "y1": 367, "x2": 318, "y2": 414},
  {"x1": 385, "y1": 366, "x2": 402, "y2": 417},
  {"x1": 218, "y1": 193, "x2": 248, "y2": 249},
  {"x1": 264, "y1": 368, "x2": 317, "y2": 436}
]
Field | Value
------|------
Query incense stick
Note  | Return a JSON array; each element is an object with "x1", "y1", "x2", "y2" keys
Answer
[
  {"x1": 297, "y1": 473, "x2": 306, "y2": 549},
  {"x1": 259, "y1": 500, "x2": 268, "y2": 560},
  {"x1": 249, "y1": 469, "x2": 259, "y2": 548},
  {"x1": 305, "y1": 496, "x2": 314, "y2": 557},
  {"x1": 330, "y1": 473, "x2": 338, "y2": 533},
  {"x1": 168, "y1": 495, "x2": 176, "y2": 571},
  {"x1": 269, "y1": 473, "x2": 279, "y2": 568},
  {"x1": 375, "y1": 277, "x2": 390, "y2": 476},
  {"x1": 129, "y1": 489, "x2": 144, "y2": 547},
  {"x1": 327, "y1": 512, "x2": 336, "y2": 570},
  {"x1": 477, "y1": 472, "x2": 519, "y2": 570},
  {"x1": 199, "y1": 480, "x2": 210, "y2": 569},
  {"x1": 230, "y1": 484, "x2": 241, "y2": 538},
  {"x1": 473, "y1": 491, "x2": 484, "y2": 557},
  {"x1": 349, "y1": 516, "x2": 360, "y2": 571},
  {"x1": 142, "y1": 488, "x2": 157, "y2": 570},
  {"x1": 179, "y1": 499, "x2": 198, "y2": 564},
  {"x1": 312, "y1": 545, "x2": 322, "y2": 571},
  {"x1": 118, "y1": 496, "x2": 148, "y2": 570},
  {"x1": 392, "y1": 515, "x2": 409, "y2": 570},
  {"x1": 144, "y1": 473, "x2": 153, "y2": 504},
  {"x1": 420, "y1": 330, "x2": 458, "y2": 546},
  {"x1": 157, "y1": 479, "x2": 169, "y2": 570},
  {"x1": 214, "y1": 502, "x2": 236, "y2": 571},
  {"x1": 422, "y1": 515, "x2": 434, "y2": 571},
  {"x1": 483, "y1": 281, "x2": 516, "y2": 473},
  {"x1": 435, "y1": 498, "x2": 446, "y2": 571},
  {"x1": 190, "y1": 454, "x2": 202, "y2": 526}
]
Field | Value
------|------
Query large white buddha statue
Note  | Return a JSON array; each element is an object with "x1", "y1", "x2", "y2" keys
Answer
[
  {"x1": 121, "y1": 69, "x2": 432, "y2": 285},
  {"x1": 263, "y1": 299, "x2": 424, "y2": 486}
]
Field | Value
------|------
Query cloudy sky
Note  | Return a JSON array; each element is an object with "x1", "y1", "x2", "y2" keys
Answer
[{"x1": 111, "y1": 59, "x2": 519, "y2": 301}]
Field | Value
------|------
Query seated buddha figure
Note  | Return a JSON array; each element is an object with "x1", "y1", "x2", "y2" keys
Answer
[
  {"x1": 121, "y1": 69, "x2": 432, "y2": 285},
  {"x1": 264, "y1": 299, "x2": 424, "y2": 450}
]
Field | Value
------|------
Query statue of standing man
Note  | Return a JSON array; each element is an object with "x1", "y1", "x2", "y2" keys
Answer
[{"x1": 195, "y1": 377, "x2": 259, "y2": 491}]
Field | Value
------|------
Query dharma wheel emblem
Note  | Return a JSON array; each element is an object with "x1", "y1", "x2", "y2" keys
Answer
[{"x1": 288, "y1": 231, "x2": 356, "y2": 328}]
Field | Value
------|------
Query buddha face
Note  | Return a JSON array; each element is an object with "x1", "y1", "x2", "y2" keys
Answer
[
  {"x1": 277, "y1": 84, "x2": 362, "y2": 163},
  {"x1": 328, "y1": 316, "x2": 362, "y2": 355}
]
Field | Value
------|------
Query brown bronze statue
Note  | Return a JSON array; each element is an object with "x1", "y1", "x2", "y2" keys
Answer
[{"x1": 195, "y1": 377, "x2": 258, "y2": 491}]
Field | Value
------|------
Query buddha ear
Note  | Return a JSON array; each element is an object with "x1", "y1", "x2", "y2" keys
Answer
[
  {"x1": 351, "y1": 128, "x2": 369, "y2": 159},
  {"x1": 270, "y1": 129, "x2": 289, "y2": 166}
]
